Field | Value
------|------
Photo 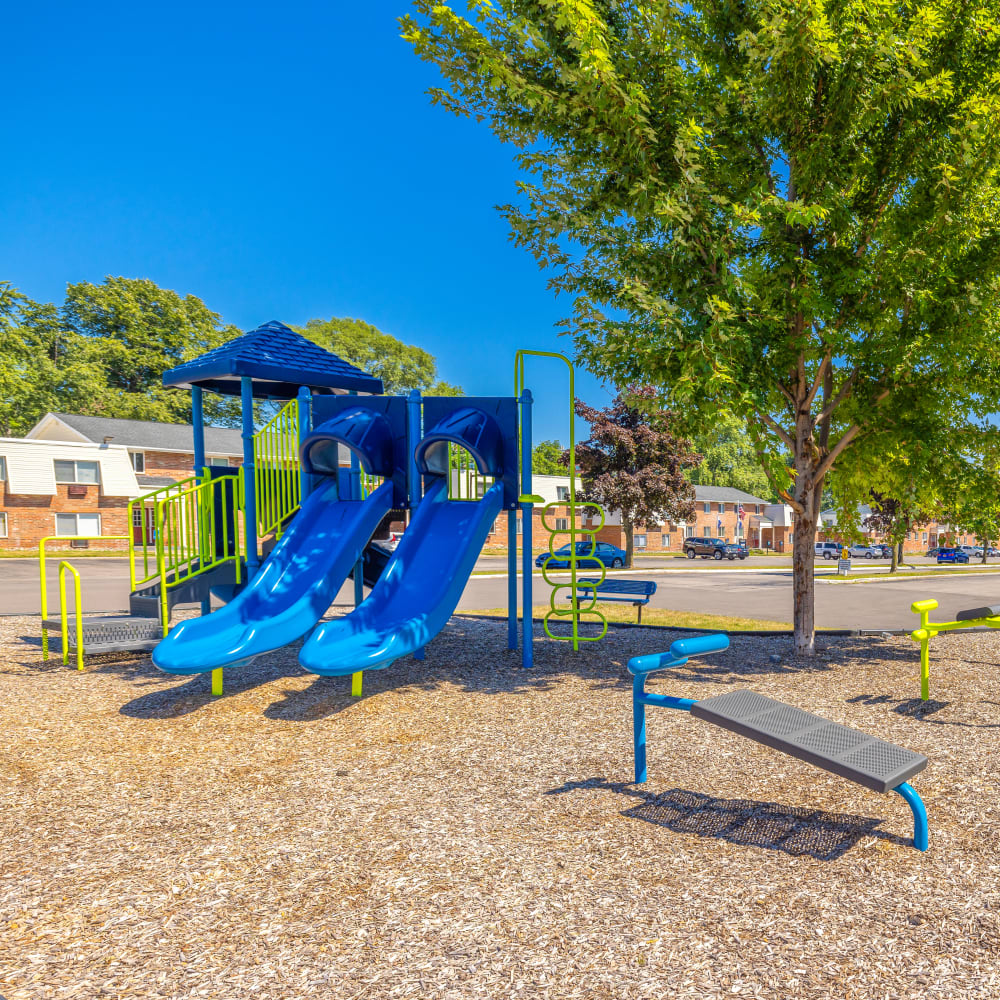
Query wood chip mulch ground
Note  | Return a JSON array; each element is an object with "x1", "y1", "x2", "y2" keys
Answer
[{"x1": 2, "y1": 612, "x2": 999, "y2": 999}]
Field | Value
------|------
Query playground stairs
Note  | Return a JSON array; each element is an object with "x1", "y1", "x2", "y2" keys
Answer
[
  {"x1": 43, "y1": 614, "x2": 164, "y2": 656},
  {"x1": 128, "y1": 559, "x2": 248, "y2": 618}
]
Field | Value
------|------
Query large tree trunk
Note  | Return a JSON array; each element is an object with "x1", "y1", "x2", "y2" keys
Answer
[
  {"x1": 792, "y1": 504, "x2": 818, "y2": 655},
  {"x1": 983, "y1": 540, "x2": 989, "y2": 565},
  {"x1": 623, "y1": 516, "x2": 634, "y2": 568},
  {"x1": 890, "y1": 541, "x2": 899, "y2": 573}
]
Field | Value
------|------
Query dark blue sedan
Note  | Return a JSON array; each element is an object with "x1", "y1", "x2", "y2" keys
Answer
[
  {"x1": 536, "y1": 541, "x2": 627, "y2": 569},
  {"x1": 936, "y1": 547, "x2": 970, "y2": 564}
]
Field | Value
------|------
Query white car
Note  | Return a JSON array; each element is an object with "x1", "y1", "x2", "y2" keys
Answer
[
  {"x1": 959, "y1": 544, "x2": 982, "y2": 558},
  {"x1": 815, "y1": 541, "x2": 842, "y2": 560}
]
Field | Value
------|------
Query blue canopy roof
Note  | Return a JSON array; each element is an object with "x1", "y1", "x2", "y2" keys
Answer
[{"x1": 162, "y1": 321, "x2": 384, "y2": 398}]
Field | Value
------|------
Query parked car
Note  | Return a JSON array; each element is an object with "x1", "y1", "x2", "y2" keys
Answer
[
  {"x1": 684, "y1": 537, "x2": 734, "y2": 560},
  {"x1": 873, "y1": 543, "x2": 893, "y2": 558},
  {"x1": 720, "y1": 543, "x2": 748, "y2": 561},
  {"x1": 926, "y1": 547, "x2": 941, "y2": 558},
  {"x1": 936, "y1": 547, "x2": 970, "y2": 564},
  {"x1": 987, "y1": 547, "x2": 1000, "y2": 557},
  {"x1": 959, "y1": 545, "x2": 983, "y2": 558},
  {"x1": 847, "y1": 544, "x2": 881, "y2": 559},
  {"x1": 535, "y1": 540, "x2": 626, "y2": 569},
  {"x1": 815, "y1": 541, "x2": 842, "y2": 560}
]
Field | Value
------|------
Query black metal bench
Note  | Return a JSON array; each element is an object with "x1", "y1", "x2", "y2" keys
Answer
[
  {"x1": 570, "y1": 578, "x2": 657, "y2": 623},
  {"x1": 629, "y1": 634, "x2": 929, "y2": 851}
]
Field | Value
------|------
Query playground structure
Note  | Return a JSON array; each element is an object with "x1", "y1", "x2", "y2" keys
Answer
[
  {"x1": 42, "y1": 323, "x2": 610, "y2": 691},
  {"x1": 630, "y1": 633, "x2": 930, "y2": 851},
  {"x1": 910, "y1": 598, "x2": 1000, "y2": 701}
]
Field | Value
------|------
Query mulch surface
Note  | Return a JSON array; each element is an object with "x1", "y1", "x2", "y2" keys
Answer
[{"x1": 1, "y1": 613, "x2": 998, "y2": 999}]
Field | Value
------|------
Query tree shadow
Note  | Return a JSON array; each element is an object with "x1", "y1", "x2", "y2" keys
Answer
[
  {"x1": 547, "y1": 778, "x2": 903, "y2": 860},
  {"x1": 846, "y1": 692, "x2": 1000, "y2": 728}
]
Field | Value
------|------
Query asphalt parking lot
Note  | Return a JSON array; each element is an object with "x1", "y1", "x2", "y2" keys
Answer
[{"x1": 6, "y1": 554, "x2": 1000, "y2": 630}]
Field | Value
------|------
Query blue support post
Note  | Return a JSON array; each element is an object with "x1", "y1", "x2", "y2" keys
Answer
[
  {"x1": 406, "y1": 390, "x2": 422, "y2": 508},
  {"x1": 520, "y1": 389, "x2": 534, "y2": 669},
  {"x1": 241, "y1": 376, "x2": 258, "y2": 575},
  {"x1": 297, "y1": 385, "x2": 311, "y2": 501},
  {"x1": 895, "y1": 782, "x2": 929, "y2": 852},
  {"x1": 633, "y1": 674, "x2": 648, "y2": 783},
  {"x1": 348, "y1": 391, "x2": 364, "y2": 609},
  {"x1": 507, "y1": 509, "x2": 517, "y2": 650},
  {"x1": 191, "y1": 386, "x2": 211, "y2": 617}
]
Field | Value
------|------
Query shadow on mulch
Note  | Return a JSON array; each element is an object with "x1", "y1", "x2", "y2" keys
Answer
[
  {"x1": 548, "y1": 778, "x2": 900, "y2": 860},
  {"x1": 846, "y1": 692, "x2": 1000, "y2": 728}
]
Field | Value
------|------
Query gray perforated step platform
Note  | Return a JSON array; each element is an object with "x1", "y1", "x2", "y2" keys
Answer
[
  {"x1": 43, "y1": 615, "x2": 163, "y2": 655},
  {"x1": 690, "y1": 690, "x2": 927, "y2": 794}
]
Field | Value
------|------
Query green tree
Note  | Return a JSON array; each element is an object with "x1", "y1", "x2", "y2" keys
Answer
[
  {"x1": 531, "y1": 438, "x2": 566, "y2": 475},
  {"x1": 63, "y1": 276, "x2": 241, "y2": 426},
  {"x1": 0, "y1": 284, "x2": 106, "y2": 436},
  {"x1": 404, "y1": 1, "x2": 1000, "y2": 653},
  {"x1": 298, "y1": 317, "x2": 462, "y2": 396},
  {"x1": 571, "y1": 387, "x2": 700, "y2": 567},
  {"x1": 688, "y1": 414, "x2": 774, "y2": 500}
]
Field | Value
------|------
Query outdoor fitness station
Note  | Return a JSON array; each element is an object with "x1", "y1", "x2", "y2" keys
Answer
[
  {"x1": 910, "y1": 598, "x2": 1000, "y2": 701},
  {"x1": 629, "y1": 634, "x2": 931, "y2": 851},
  {"x1": 41, "y1": 325, "x2": 606, "y2": 690}
]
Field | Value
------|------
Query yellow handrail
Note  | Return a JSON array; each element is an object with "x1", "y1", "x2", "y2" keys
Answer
[
  {"x1": 128, "y1": 475, "x2": 200, "y2": 589},
  {"x1": 254, "y1": 399, "x2": 301, "y2": 539},
  {"x1": 39, "y1": 535, "x2": 128, "y2": 661},
  {"x1": 58, "y1": 560, "x2": 84, "y2": 671}
]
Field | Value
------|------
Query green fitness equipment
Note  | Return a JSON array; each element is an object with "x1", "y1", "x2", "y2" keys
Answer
[
  {"x1": 910, "y1": 598, "x2": 1000, "y2": 700},
  {"x1": 514, "y1": 349, "x2": 606, "y2": 653},
  {"x1": 539, "y1": 500, "x2": 608, "y2": 645}
]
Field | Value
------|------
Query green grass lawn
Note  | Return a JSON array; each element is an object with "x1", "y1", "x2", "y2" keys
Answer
[{"x1": 457, "y1": 605, "x2": 791, "y2": 630}]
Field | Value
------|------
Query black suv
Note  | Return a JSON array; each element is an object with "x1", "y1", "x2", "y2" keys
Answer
[{"x1": 684, "y1": 537, "x2": 746, "y2": 560}]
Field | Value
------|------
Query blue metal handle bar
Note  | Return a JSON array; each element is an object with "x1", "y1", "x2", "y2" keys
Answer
[
  {"x1": 627, "y1": 634, "x2": 729, "y2": 676},
  {"x1": 894, "y1": 782, "x2": 929, "y2": 851}
]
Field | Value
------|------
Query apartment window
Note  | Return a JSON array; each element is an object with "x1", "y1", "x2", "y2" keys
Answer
[
  {"x1": 555, "y1": 518, "x2": 570, "y2": 531},
  {"x1": 556, "y1": 485, "x2": 569, "y2": 501},
  {"x1": 685, "y1": 525, "x2": 694, "y2": 538},
  {"x1": 923, "y1": 532, "x2": 928, "y2": 542},
  {"x1": 0, "y1": 456, "x2": 6, "y2": 481},
  {"x1": 703, "y1": 502, "x2": 711, "y2": 513},
  {"x1": 129, "y1": 451, "x2": 145, "y2": 473},
  {"x1": 736, "y1": 520, "x2": 744, "y2": 536},
  {"x1": 516, "y1": 517, "x2": 523, "y2": 535},
  {"x1": 55, "y1": 513, "x2": 101, "y2": 537},
  {"x1": 717, "y1": 502, "x2": 725, "y2": 513},
  {"x1": 716, "y1": 525, "x2": 725, "y2": 537},
  {"x1": 54, "y1": 459, "x2": 100, "y2": 484},
  {"x1": 753, "y1": 504, "x2": 760, "y2": 514},
  {"x1": 634, "y1": 534, "x2": 647, "y2": 549},
  {"x1": 661, "y1": 533, "x2": 670, "y2": 548},
  {"x1": 0, "y1": 512, "x2": 7, "y2": 538}
]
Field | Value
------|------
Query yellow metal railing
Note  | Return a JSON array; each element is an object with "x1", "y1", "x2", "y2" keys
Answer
[
  {"x1": 39, "y1": 535, "x2": 128, "y2": 661},
  {"x1": 255, "y1": 399, "x2": 301, "y2": 539},
  {"x1": 58, "y1": 560, "x2": 84, "y2": 671},
  {"x1": 447, "y1": 442, "x2": 495, "y2": 501},
  {"x1": 128, "y1": 476, "x2": 199, "y2": 589},
  {"x1": 154, "y1": 474, "x2": 242, "y2": 634},
  {"x1": 360, "y1": 471, "x2": 385, "y2": 498}
]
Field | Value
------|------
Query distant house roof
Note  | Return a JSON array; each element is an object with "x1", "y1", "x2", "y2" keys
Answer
[
  {"x1": 28, "y1": 413, "x2": 244, "y2": 455},
  {"x1": 162, "y1": 320, "x2": 383, "y2": 398},
  {"x1": 693, "y1": 485, "x2": 770, "y2": 505},
  {"x1": 821, "y1": 504, "x2": 873, "y2": 526}
]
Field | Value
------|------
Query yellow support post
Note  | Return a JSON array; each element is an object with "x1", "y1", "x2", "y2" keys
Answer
[
  {"x1": 58, "y1": 560, "x2": 84, "y2": 671},
  {"x1": 212, "y1": 668, "x2": 224, "y2": 697},
  {"x1": 351, "y1": 672, "x2": 363, "y2": 697}
]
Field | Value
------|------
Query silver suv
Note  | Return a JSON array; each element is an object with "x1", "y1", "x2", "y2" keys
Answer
[{"x1": 815, "y1": 541, "x2": 842, "y2": 560}]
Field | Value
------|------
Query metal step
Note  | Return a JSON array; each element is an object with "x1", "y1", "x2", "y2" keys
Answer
[
  {"x1": 43, "y1": 615, "x2": 163, "y2": 655},
  {"x1": 129, "y1": 559, "x2": 247, "y2": 618},
  {"x1": 690, "y1": 690, "x2": 928, "y2": 794}
]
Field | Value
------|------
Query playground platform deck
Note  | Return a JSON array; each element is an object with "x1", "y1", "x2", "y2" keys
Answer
[{"x1": 1, "y1": 614, "x2": 998, "y2": 999}]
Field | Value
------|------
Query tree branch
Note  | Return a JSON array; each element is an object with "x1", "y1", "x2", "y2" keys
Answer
[
  {"x1": 803, "y1": 350, "x2": 830, "y2": 413},
  {"x1": 815, "y1": 424, "x2": 862, "y2": 482},
  {"x1": 814, "y1": 369, "x2": 859, "y2": 427},
  {"x1": 753, "y1": 409, "x2": 795, "y2": 451}
]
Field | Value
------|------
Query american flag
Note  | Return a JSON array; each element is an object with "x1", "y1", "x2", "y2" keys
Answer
[{"x1": 738, "y1": 504, "x2": 745, "y2": 521}]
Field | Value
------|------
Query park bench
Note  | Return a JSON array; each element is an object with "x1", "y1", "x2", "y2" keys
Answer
[
  {"x1": 570, "y1": 578, "x2": 657, "y2": 623},
  {"x1": 629, "y1": 633, "x2": 929, "y2": 851}
]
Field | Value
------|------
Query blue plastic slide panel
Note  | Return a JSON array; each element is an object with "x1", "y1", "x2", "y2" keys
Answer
[
  {"x1": 691, "y1": 690, "x2": 928, "y2": 794},
  {"x1": 151, "y1": 480, "x2": 394, "y2": 675},
  {"x1": 298, "y1": 479, "x2": 504, "y2": 677}
]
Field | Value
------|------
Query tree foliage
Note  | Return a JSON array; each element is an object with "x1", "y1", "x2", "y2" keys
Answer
[
  {"x1": 531, "y1": 438, "x2": 566, "y2": 475},
  {"x1": 404, "y1": 0, "x2": 1000, "y2": 652},
  {"x1": 298, "y1": 317, "x2": 462, "y2": 396},
  {"x1": 687, "y1": 413, "x2": 774, "y2": 501},
  {"x1": 862, "y1": 492, "x2": 934, "y2": 572},
  {"x1": 570, "y1": 387, "x2": 700, "y2": 566}
]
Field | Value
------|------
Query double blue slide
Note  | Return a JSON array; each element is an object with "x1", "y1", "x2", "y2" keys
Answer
[{"x1": 152, "y1": 401, "x2": 505, "y2": 682}]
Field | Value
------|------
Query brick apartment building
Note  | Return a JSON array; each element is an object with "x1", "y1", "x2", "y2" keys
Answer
[
  {"x1": 819, "y1": 505, "x2": 962, "y2": 553},
  {"x1": 0, "y1": 413, "x2": 242, "y2": 552}
]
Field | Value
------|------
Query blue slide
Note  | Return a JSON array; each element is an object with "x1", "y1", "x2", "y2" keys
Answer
[
  {"x1": 297, "y1": 478, "x2": 503, "y2": 677},
  {"x1": 151, "y1": 479, "x2": 394, "y2": 675}
]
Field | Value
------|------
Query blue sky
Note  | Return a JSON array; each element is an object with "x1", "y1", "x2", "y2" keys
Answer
[{"x1": 2, "y1": 1, "x2": 614, "y2": 443}]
